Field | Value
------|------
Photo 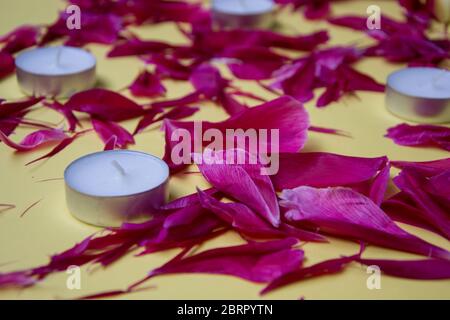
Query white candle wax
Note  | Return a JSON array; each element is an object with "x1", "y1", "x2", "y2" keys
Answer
[
  {"x1": 65, "y1": 151, "x2": 169, "y2": 227},
  {"x1": 386, "y1": 67, "x2": 450, "y2": 123},
  {"x1": 15, "y1": 46, "x2": 96, "y2": 97},
  {"x1": 211, "y1": 0, "x2": 275, "y2": 29}
]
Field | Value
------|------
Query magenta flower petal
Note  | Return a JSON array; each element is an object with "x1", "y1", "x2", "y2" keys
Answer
[
  {"x1": 148, "y1": 238, "x2": 303, "y2": 283},
  {"x1": 44, "y1": 100, "x2": 80, "y2": 132},
  {"x1": 304, "y1": 0, "x2": 331, "y2": 20},
  {"x1": 161, "y1": 188, "x2": 218, "y2": 211},
  {"x1": 273, "y1": 46, "x2": 381, "y2": 107},
  {"x1": 275, "y1": 0, "x2": 334, "y2": 20},
  {"x1": 280, "y1": 186, "x2": 450, "y2": 260},
  {"x1": 382, "y1": 159, "x2": 450, "y2": 238},
  {"x1": 188, "y1": 63, "x2": 248, "y2": 115},
  {"x1": 189, "y1": 63, "x2": 228, "y2": 98},
  {"x1": 382, "y1": 192, "x2": 440, "y2": 233},
  {"x1": 108, "y1": 38, "x2": 174, "y2": 57},
  {"x1": 198, "y1": 188, "x2": 326, "y2": 242},
  {"x1": 392, "y1": 158, "x2": 450, "y2": 175},
  {"x1": 398, "y1": 0, "x2": 435, "y2": 27},
  {"x1": 261, "y1": 249, "x2": 362, "y2": 295},
  {"x1": 0, "y1": 128, "x2": 68, "y2": 152},
  {"x1": 393, "y1": 168, "x2": 450, "y2": 240},
  {"x1": 133, "y1": 105, "x2": 198, "y2": 135},
  {"x1": 41, "y1": 12, "x2": 122, "y2": 46},
  {"x1": 92, "y1": 118, "x2": 134, "y2": 150},
  {"x1": 386, "y1": 123, "x2": 450, "y2": 151},
  {"x1": 162, "y1": 96, "x2": 310, "y2": 172},
  {"x1": 197, "y1": 149, "x2": 280, "y2": 227},
  {"x1": 0, "y1": 25, "x2": 40, "y2": 54},
  {"x1": 223, "y1": 46, "x2": 287, "y2": 80},
  {"x1": 356, "y1": 257, "x2": 450, "y2": 280},
  {"x1": 65, "y1": 89, "x2": 144, "y2": 121},
  {"x1": 191, "y1": 29, "x2": 328, "y2": 56},
  {"x1": 25, "y1": 130, "x2": 88, "y2": 166},
  {"x1": 148, "y1": 54, "x2": 194, "y2": 80},
  {"x1": 120, "y1": 0, "x2": 207, "y2": 25},
  {"x1": 0, "y1": 51, "x2": 14, "y2": 80},
  {"x1": 0, "y1": 271, "x2": 35, "y2": 288},
  {"x1": 0, "y1": 97, "x2": 43, "y2": 119},
  {"x1": 272, "y1": 152, "x2": 389, "y2": 204},
  {"x1": 0, "y1": 97, "x2": 44, "y2": 136},
  {"x1": 151, "y1": 92, "x2": 201, "y2": 109},
  {"x1": 129, "y1": 70, "x2": 166, "y2": 98},
  {"x1": 328, "y1": 15, "x2": 418, "y2": 38}
]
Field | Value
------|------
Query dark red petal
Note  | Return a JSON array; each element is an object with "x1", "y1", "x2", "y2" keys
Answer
[{"x1": 65, "y1": 89, "x2": 144, "y2": 121}]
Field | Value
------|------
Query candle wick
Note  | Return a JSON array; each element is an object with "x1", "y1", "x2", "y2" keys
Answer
[{"x1": 112, "y1": 160, "x2": 127, "y2": 176}]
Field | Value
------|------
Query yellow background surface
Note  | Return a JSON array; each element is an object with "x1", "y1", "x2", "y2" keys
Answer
[{"x1": 0, "y1": 0, "x2": 449, "y2": 299}]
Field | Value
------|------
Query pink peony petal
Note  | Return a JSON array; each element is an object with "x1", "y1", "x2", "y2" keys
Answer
[
  {"x1": 0, "y1": 128, "x2": 68, "y2": 152},
  {"x1": 128, "y1": 70, "x2": 166, "y2": 98},
  {"x1": 272, "y1": 152, "x2": 389, "y2": 204},
  {"x1": 189, "y1": 63, "x2": 228, "y2": 98},
  {"x1": 108, "y1": 38, "x2": 175, "y2": 57},
  {"x1": 0, "y1": 271, "x2": 35, "y2": 288},
  {"x1": 44, "y1": 100, "x2": 80, "y2": 132},
  {"x1": 197, "y1": 188, "x2": 326, "y2": 242},
  {"x1": 65, "y1": 89, "x2": 144, "y2": 121},
  {"x1": 0, "y1": 25, "x2": 40, "y2": 54},
  {"x1": 0, "y1": 51, "x2": 14, "y2": 80},
  {"x1": 41, "y1": 12, "x2": 122, "y2": 46},
  {"x1": 191, "y1": 29, "x2": 328, "y2": 57},
  {"x1": 382, "y1": 159, "x2": 450, "y2": 238},
  {"x1": 148, "y1": 54, "x2": 194, "y2": 80},
  {"x1": 261, "y1": 249, "x2": 362, "y2": 294},
  {"x1": 147, "y1": 238, "x2": 303, "y2": 283},
  {"x1": 280, "y1": 186, "x2": 450, "y2": 260},
  {"x1": 398, "y1": 0, "x2": 435, "y2": 27},
  {"x1": 393, "y1": 167, "x2": 450, "y2": 240},
  {"x1": 392, "y1": 158, "x2": 450, "y2": 175},
  {"x1": 189, "y1": 63, "x2": 248, "y2": 115},
  {"x1": 308, "y1": 125, "x2": 351, "y2": 137},
  {"x1": 0, "y1": 97, "x2": 43, "y2": 136},
  {"x1": 272, "y1": 46, "x2": 382, "y2": 107},
  {"x1": 385, "y1": 123, "x2": 450, "y2": 151},
  {"x1": 0, "y1": 97, "x2": 43, "y2": 119},
  {"x1": 119, "y1": 0, "x2": 208, "y2": 25},
  {"x1": 26, "y1": 130, "x2": 89, "y2": 165},
  {"x1": 382, "y1": 192, "x2": 440, "y2": 233},
  {"x1": 162, "y1": 96, "x2": 310, "y2": 172},
  {"x1": 133, "y1": 105, "x2": 198, "y2": 135},
  {"x1": 197, "y1": 149, "x2": 280, "y2": 227},
  {"x1": 91, "y1": 118, "x2": 134, "y2": 150},
  {"x1": 223, "y1": 46, "x2": 287, "y2": 80},
  {"x1": 366, "y1": 35, "x2": 449, "y2": 66},
  {"x1": 356, "y1": 257, "x2": 450, "y2": 280}
]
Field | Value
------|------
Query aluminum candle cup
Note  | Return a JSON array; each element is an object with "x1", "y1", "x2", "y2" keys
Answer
[
  {"x1": 64, "y1": 151, "x2": 169, "y2": 228},
  {"x1": 15, "y1": 46, "x2": 96, "y2": 98},
  {"x1": 386, "y1": 67, "x2": 450, "y2": 123},
  {"x1": 211, "y1": 0, "x2": 275, "y2": 29}
]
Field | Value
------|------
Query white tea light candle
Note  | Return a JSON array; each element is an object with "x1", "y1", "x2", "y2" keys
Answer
[
  {"x1": 211, "y1": 0, "x2": 275, "y2": 29},
  {"x1": 386, "y1": 67, "x2": 450, "y2": 123},
  {"x1": 64, "y1": 150, "x2": 169, "y2": 227},
  {"x1": 15, "y1": 46, "x2": 96, "y2": 98}
]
